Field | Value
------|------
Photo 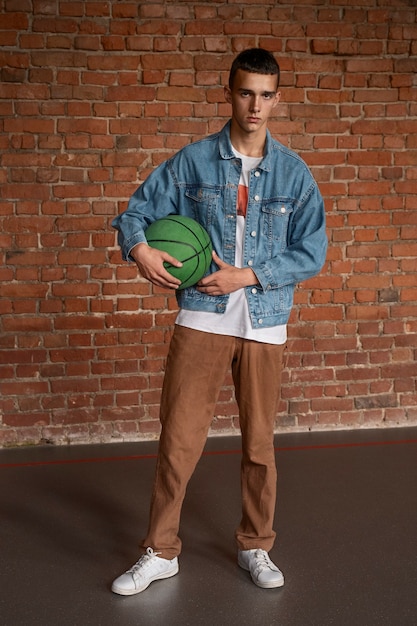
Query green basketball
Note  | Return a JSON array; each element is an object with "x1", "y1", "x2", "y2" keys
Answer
[{"x1": 145, "y1": 215, "x2": 213, "y2": 290}]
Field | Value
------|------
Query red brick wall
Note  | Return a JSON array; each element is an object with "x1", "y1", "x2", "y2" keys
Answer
[{"x1": 1, "y1": 0, "x2": 416, "y2": 446}]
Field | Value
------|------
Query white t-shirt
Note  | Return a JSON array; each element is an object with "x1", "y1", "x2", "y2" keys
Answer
[{"x1": 176, "y1": 148, "x2": 287, "y2": 345}]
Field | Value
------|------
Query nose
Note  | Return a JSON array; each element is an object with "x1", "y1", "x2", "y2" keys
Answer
[{"x1": 250, "y1": 95, "x2": 261, "y2": 112}]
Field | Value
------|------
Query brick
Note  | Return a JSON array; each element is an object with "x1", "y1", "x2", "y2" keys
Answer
[{"x1": 0, "y1": 0, "x2": 416, "y2": 445}]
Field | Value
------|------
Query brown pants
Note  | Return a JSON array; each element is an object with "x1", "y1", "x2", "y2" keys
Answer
[{"x1": 142, "y1": 325, "x2": 286, "y2": 559}]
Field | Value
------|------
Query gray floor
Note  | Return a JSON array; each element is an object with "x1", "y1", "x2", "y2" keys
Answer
[{"x1": 1, "y1": 426, "x2": 417, "y2": 626}]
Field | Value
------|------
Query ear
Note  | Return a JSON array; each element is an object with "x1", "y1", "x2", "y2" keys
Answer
[
  {"x1": 272, "y1": 91, "x2": 281, "y2": 108},
  {"x1": 224, "y1": 85, "x2": 232, "y2": 104}
]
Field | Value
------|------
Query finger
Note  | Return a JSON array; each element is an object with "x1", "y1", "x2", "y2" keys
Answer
[
  {"x1": 145, "y1": 265, "x2": 181, "y2": 289},
  {"x1": 160, "y1": 267, "x2": 182, "y2": 288},
  {"x1": 154, "y1": 276, "x2": 181, "y2": 290},
  {"x1": 196, "y1": 284, "x2": 222, "y2": 296},
  {"x1": 162, "y1": 252, "x2": 183, "y2": 268},
  {"x1": 197, "y1": 271, "x2": 218, "y2": 287},
  {"x1": 211, "y1": 250, "x2": 229, "y2": 269}
]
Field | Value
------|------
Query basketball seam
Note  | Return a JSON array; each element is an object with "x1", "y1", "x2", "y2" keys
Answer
[{"x1": 164, "y1": 215, "x2": 208, "y2": 249}]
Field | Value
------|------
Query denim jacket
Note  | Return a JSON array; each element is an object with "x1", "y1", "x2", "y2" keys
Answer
[{"x1": 112, "y1": 121, "x2": 328, "y2": 329}]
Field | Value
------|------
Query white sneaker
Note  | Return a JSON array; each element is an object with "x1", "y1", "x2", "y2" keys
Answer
[
  {"x1": 238, "y1": 549, "x2": 284, "y2": 589},
  {"x1": 111, "y1": 547, "x2": 179, "y2": 596}
]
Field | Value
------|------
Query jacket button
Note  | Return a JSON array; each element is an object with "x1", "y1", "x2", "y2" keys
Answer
[
  {"x1": 247, "y1": 260, "x2": 253, "y2": 266},
  {"x1": 254, "y1": 195, "x2": 260, "y2": 201},
  {"x1": 250, "y1": 230, "x2": 256, "y2": 237},
  {"x1": 255, "y1": 171, "x2": 260, "y2": 177},
  {"x1": 251, "y1": 288, "x2": 257, "y2": 294},
  {"x1": 258, "y1": 319, "x2": 263, "y2": 325}
]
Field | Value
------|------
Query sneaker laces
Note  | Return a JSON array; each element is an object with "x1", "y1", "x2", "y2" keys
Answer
[
  {"x1": 252, "y1": 549, "x2": 277, "y2": 576},
  {"x1": 128, "y1": 547, "x2": 162, "y2": 577}
]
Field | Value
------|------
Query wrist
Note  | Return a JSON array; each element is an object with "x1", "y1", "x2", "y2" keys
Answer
[
  {"x1": 130, "y1": 242, "x2": 148, "y2": 261},
  {"x1": 241, "y1": 268, "x2": 258, "y2": 287}
]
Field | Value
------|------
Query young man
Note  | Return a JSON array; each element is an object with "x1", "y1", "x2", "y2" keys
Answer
[{"x1": 111, "y1": 48, "x2": 327, "y2": 595}]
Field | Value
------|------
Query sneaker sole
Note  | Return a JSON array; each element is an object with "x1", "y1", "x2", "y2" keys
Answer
[
  {"x1": 238, "y1": 558, "x2": 284, "y2": 589},
  {"x1": 251, "y1": 576, "x2": 284, "y2": 589},
  {"x1": 111, "y1": 563, "x2": 179, "y2": 596}
]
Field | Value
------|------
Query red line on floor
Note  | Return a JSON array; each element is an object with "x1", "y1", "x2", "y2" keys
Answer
[{"x1": 1, "y1": 437, "x2": 417, "y2": 469}]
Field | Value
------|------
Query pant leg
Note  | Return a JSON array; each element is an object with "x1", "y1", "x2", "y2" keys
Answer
[
  {"x1": 232, "y1": 339, "x2": 286, "y2": 551},
  {"x1": 142, "y1": 326, "x2": 234, "y2": 560}
]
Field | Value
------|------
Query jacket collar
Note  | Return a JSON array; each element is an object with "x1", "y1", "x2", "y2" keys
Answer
[{"x1": 218, "y1": 120, "x2": 272, "y2": 172}]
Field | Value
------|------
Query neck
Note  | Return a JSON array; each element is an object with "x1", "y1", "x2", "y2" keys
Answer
[{"x1": 229, "y1": 124, "x2": 266, "y2": 158}]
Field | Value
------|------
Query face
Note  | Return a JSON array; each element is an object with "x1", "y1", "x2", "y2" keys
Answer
[{"x1": 224, "y1": 69, "x2": 280, "y2": 138}]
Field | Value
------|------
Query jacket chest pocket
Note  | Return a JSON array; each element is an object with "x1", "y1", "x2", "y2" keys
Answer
[
  {"x1": 184, "y1": 186, "x2": 221, "y2": 229},
  {"x1": 261, "y1": 201, "x2": 293, "y2": 251}
]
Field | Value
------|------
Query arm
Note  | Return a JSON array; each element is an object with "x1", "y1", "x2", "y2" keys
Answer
[
  {"x1": 112, "y1": 161, "x2": 184, "y2": 289},
  {"x1": 253, "y1": 182, "x2": 327, "y2": 291},
  {"x1": 112, "y1": 160, "x2": 178, "y2": 262}
]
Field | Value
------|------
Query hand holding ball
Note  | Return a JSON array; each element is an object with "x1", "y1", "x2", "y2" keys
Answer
[{"x1": 145, "y1": 215, "x2": 212, "y2": 290}]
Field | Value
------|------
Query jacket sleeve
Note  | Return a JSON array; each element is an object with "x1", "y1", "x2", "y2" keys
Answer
[
  {"x1": 253, "y1": 181, "x2": 328, "y2": 291},
  {"x1": 112, "y1": 161, "x2": 178, "y2": 261}
]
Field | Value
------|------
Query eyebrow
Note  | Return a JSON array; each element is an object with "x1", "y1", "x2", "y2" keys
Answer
[{"x1": 237, "y1": 88, "x2": 277, "y2": 97}]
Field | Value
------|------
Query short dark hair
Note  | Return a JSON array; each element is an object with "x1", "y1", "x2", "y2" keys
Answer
[{"x1": 229, "y1": 48, "x2": 280, "y2": 90}]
